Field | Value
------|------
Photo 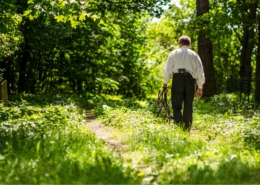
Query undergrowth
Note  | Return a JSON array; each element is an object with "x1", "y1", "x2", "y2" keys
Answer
[
  {"x1": 0, "y1": 94, "x2": 139, "y2": 184},
  {"x1": 95, "y1": 93, "x2": 260, "y2": 184},
  {"x1": 1, "y1": 93, "x2": 260, "y2": 184}
]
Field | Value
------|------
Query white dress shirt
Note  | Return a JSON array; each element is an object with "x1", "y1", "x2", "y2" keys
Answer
[{"x1": 163, "y1": 45, "x2": 205, "y2": 89}]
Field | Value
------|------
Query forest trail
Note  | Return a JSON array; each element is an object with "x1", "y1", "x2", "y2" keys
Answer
[
  {"x1": 85, "y1": 109, "x2": 207, "y2": 152},
  {"x1": 85, "y1": 109, "x2": 165, "y2": 184},
  {"x1": 85, "y1": 110, "x2": 125, "y2": 153}
]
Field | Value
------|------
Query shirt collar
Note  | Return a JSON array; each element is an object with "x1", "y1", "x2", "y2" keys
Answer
[{"x1": 181, "y1": 45, "x2": 189, "y2": 49}]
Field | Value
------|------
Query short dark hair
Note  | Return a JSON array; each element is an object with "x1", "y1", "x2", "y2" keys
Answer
[{"x1": 178, "y1": 35, "x2": 191, "y2": 46}]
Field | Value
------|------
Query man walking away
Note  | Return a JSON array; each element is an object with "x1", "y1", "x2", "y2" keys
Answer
[{"x1": 163, "y1": 35, "x2": 205, "y2": 130}]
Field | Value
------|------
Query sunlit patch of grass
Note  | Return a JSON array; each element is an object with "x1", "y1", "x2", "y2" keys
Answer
[
  {"x1": 0, "y1": 94, "x2": 140, "y2": 184},
  {"x1": 2, "y1": 93, "x2": 259, "y2": 184},
  {"x1": 96, "y1": 93, "x2": 260, "y2": 184}
]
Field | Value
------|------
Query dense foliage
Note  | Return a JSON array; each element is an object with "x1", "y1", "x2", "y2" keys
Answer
[
  {"x1": 0, "y1": 1, "x2": 22, "y2": 62},
  {"x1": 1, "y1": 0, "x2": 260, "y2": 97},
  {"x1": 0, "y1": 0, "x2": 170, "y2": 97}
]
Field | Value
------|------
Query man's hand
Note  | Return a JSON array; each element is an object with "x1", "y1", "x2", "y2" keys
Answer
[
  {"x1": 196, "y1": 88, "x2": 203, "y2": 99},
  {"x1": 163, "y1": 84, "x2": 168, "y2": 93}
]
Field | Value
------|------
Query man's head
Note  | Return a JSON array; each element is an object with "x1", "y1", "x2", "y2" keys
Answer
[{"x1": 178, "y1": 35, "x2": 191, "y2": 46}]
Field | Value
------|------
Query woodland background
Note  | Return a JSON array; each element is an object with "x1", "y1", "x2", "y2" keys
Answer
[
  {"x1": 1, "y1": 0, "x2": 260, "y2": 97},
  {"x1": 2, "y1": 1, "x2": 260, "y2": 184}
]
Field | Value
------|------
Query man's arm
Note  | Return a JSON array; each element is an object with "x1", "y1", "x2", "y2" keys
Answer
[
  {"x1": 195, "y1": 54, "x2": 205, "y2": 99},
  {"x1": 163, "y1": 52, "x2": 174, "y2": 92},
  {"x1": 196, "y1": 88, "x2": 203, "y2": 98}
]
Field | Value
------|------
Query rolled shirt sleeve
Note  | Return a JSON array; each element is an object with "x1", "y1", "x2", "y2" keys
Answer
[{"x1": 196, "y1": 54, "x2": 205, "y2": 89}]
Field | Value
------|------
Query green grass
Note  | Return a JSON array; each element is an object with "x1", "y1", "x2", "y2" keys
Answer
[
  {"x1": 1, "y1": 93, "x2": 260, "y2": 184},
  {"x1": 96, "y1": 93, "x2": 260, "y2": 184},
  {"x1": 0, "y1": 94, "x2": 139, "y2": 184}
]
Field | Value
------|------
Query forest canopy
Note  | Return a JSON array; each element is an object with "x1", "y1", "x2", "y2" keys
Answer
[{"x1": 1, "y1": 0, "x2": 260, "y2": 98}]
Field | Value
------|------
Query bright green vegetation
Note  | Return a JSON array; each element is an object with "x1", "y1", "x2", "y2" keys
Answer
[
  {"x1": 1, "y1": 0, "x2": 260, "y2": 183},
  {"x1": 0, "y1": 94, "x2": 140, "y2": 184},
  {"x1": 95, "y1": 94, "x2": 260, "y2": 184},
  {"x1": 2, "y1": 0, "x2": 260, "y2": 97},
  {"x1": 1, "y1": 93, "x2": 260, "y2": 184}
]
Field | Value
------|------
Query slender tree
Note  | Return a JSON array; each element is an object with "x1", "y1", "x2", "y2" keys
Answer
[
  {"x1": 239, "y1": 1, "x2": 258, "y2": 80},
  {"x1": 255, "y1": 14, "x2": 260, "y2": 103},
  {"x1": 257, "y1": 17, "x2": 260, "y2": 79},
  {"x1": 196, "y1": 0, "x2": 216, "y2": 96}
]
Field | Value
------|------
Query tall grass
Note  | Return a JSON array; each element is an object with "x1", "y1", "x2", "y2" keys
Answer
[
  {"x1": 1, "y1": 93, "x2": 260, "y2": 184},
  {"x1": 96, "y1": 93, "x2": 260, "y2": 184},
  {"x1": 0, "y1": 94, "x2": 139, "y2": 184}
]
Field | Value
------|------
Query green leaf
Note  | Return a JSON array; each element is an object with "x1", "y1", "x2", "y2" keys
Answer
[
  {"x1": 71, "y1": 20, "x2": 79, "y2": 28},
  {"x1": 36, "y1": 141, "x2": 41, "y2": 153},
  {"x1": 54, "y1": 15, "x2": 65, "y2": 22},
  {"x1": 79, "y1": 12, "x2": 86, "y2": 21},
  {"x1": 28, "y1": 0, "x2": 34, "y2": 4},
  {"x1": 23, "y1": 10, "x2": 32, "y2": 16}
]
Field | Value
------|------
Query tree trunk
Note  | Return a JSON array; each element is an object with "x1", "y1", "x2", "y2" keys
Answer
[
  {"x1": 3, "y1": 61, "x2": 11, "y2": 94},
  {"x1": 196, "y1": 0, "x2": 216, "y2": 96},
  {"x1": 256, "y1": 18, "x2": 260, "y2": 79},
  {"x1": 17, "y1": 0, "x2": 30, "y2": 93},
  {"x1": 239, "y1": 2, "x2": 257, "y2": 79},
  {"x1": 18, "y1": 41, "x2": 29, "y2": 93},
  {"x1": 255, "y1": 17, "x2": 260, "y2": 103},
  {"x1": 77, "y1": 79, "x2": 83, "y2": 92}
]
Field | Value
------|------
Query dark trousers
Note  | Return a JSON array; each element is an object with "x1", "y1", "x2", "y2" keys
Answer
[{"x1": 171, "y1": 73, "x2": 196, "y2": 130}]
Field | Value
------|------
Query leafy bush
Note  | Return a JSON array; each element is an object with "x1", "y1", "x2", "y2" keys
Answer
[{"x1": 243, "y1": 124, "x2": 260, "y2": 150}]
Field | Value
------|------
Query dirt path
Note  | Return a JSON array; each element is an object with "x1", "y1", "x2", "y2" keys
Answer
[
  {"x1": 85, "y1": 110, "x2": 210, "y2": 185},
  {"x1": 85, "y1": 110, "x2": 124, "y2": 152},
  {"x1": 86, "y1": 110, "x2": 206, "y2": 149}
]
